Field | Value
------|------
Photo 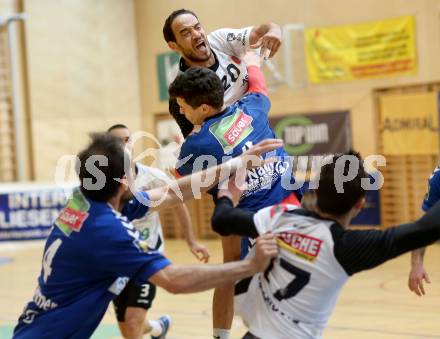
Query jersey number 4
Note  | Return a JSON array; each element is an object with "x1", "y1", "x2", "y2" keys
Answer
[
  {"x1": 266, "y1": 258, "x2": 311, "y2": 301},
  {"x1": 42, "y1": 239, "x2": 62, "y2": 283}
]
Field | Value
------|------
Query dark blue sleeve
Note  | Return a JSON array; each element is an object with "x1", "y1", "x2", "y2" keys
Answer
[
  {"x1": 422, "y1": 167, "x2": 440, "y2": 211},
  {"x1": 122, "y1": 191, "x2": 150, "y2": 221},
  {"x1": 242, "y1": 93, "x2": 271, "y2": 118},
  {"x1": 96, "y1": 217, "x2": 171, "y2": 280},
  {"x1": 176, "y1": 139, "x2": 199, "y2": 177}
]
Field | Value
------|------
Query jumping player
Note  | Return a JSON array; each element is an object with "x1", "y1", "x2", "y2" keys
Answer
[
  {"x1": 164, "y1": 10, "x2": 283, "y2": 337},
  {"x1": 163, "y1": 9, "x2": 282, "y2": 137}
]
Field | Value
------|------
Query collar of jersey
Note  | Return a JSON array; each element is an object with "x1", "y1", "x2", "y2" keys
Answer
[
  {"x1": 202, "y1": 106, "x2": 230, "y2": 124},
  {"x1": 289, "y1": 207, "x2": 341, "y2": 227},
  {"x1": 179, "y1": 49, "x2": 219, "y2": 72}
]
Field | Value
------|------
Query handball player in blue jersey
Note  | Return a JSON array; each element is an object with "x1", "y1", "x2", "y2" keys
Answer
[
  {"x1": 12, "y1": 133, "x2": 282, "y2": 339},
  {"x1": 169, "y1": 53, "x2": 302, "y2": 244}
]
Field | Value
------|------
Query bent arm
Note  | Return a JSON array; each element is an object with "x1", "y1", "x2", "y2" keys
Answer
[
  {"x1": 148, "y1": 259, "x2": 257, "y2": 294},
  {"x1": 212, "y1": 197, "x2": 259, "y2": 238},
  {"x1": 249, "y1": 23, "x2": 281, "y2": 45},
  {"x1": 147, "y1": 139, "x2": 282, "y2": 211}
]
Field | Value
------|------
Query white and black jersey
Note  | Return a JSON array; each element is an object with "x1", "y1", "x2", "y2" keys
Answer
[
  {"x1": 211, "y1": 197, "x2": 440, "y2": 339},
  {"x1": 170, "y1": 27, "x2": 252, "y2": 137},
  {"x1": 129, "y1": 163, "x2": 172, "y2": 253}
]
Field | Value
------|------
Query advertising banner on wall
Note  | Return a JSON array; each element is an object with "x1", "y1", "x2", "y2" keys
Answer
[
  {"x1": 270, "y1": 111, "x2": 351, "y2": 156},
  {"x1": 156, "y1": 52, "x2": 180, "y2": 101},
  {"x1": 379, "y1": 92, "x2": 439, "y2": 155},
  {"x1": 0, "y1": 184, "x2": 74, "y2": 241},
  {"x1": 305, "y1": 16, "x2": 416, "y2": 83}
]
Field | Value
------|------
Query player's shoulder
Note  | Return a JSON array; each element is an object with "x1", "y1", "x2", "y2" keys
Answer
[
  {"x1": 428, "y1": 166, "x2": 440, "y2": 183},
  {"x1": 244, "y1": 91, "x2": 270, "y2": 102}
]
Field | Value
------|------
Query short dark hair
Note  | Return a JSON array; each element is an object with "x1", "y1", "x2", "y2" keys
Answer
[
  {"x1": 107, "y1": 124, "x2": 128, "y2": 133},
  {"x1": 316, "y1": 151, "x2": 368, "y2": 216},
  {"x1": 169, "y1": 67, "x2": 224, "y2": 110},
  {"x1": 163, "y1": 9, "x2": 198, "y2": 42},
  {"x1": 77, "y1": 133, "x2": 126, "y2": 202}
]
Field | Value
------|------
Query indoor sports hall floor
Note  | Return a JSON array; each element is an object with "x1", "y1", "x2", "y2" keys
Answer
[{"x1": 1, "y1": 239, "x2": 439, "y2": 339}]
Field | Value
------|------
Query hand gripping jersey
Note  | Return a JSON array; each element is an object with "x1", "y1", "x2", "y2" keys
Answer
[
  {"x1": 176, "y1": 92, "x2": 294, "y2": 212},
  {"x1": 13, "y1": 188, "x2": 170, "y2": 339},
  {"x1": 422, "y1": 166, "x2": 440, "y2": 211},
  {"x1": 127, "y1": 163, "x2": 174, "y2": 252},
  {"x1": 235, "y1": 204, "x2": 349, "y2": 339}
]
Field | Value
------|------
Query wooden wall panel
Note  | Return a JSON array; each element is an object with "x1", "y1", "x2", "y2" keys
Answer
[{"x1": 24, "y1": 0, "x2": 142, "y2": 180}]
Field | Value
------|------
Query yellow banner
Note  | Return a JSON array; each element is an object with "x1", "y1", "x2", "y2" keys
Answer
[
  {"x1": 305, "y1": 16, "x2": 417, "y2": 83},
  {"x1": 379, "y1": 92, "x2": 438, "y2": 155}
]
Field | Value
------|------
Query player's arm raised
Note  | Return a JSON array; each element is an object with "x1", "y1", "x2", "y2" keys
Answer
[{"x1": 250, "y1": 23, "x2": 282, "y2": 58}]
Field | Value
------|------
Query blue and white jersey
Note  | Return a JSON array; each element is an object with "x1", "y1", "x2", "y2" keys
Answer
[
  {"x1": 422, "y1": 166, "x2": 440, "y2": 212},
  {"x1": 177, "y1": 92, "x2": 296, "y2": 212},
  {"x1": 13, "y1": 188, "x2": 170, "y2": 339}
]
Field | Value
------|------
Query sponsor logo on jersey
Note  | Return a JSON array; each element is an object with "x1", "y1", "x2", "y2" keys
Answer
[
  {"x1": 209, "y1": 108, "x2": 254, "y2": 153},
  {"x1": 108, "y1": 277, "x2": 129, "y2": 295},
  {"x1": 227, "y1": 32, "x2": 243, "y2": 42},
  {"x1": 55, "y1": 189, "x2": 90, "y2": 236},
  {"x1": 277, "y1": 232, "x2": 322, "y2": 262}
]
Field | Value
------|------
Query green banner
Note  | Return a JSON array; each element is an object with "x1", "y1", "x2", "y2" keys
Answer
[{"x1": 156, "y1": 52, "x2": 180, "y2": 101}]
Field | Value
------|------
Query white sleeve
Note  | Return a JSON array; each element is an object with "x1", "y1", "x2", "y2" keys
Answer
[
  {"x1": 208, "y1": 26, "x2": 253, "y2": 58},
  {"x1": 135, "y1": 164, "x2": 172, "y2": 190},
  {"x1": 252, "y1": 206, "x2": 275, "y2": 235}
]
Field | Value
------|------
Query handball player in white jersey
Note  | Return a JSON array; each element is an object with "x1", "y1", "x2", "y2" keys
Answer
[{"x1": 212, "y1": 152, "x2": 440, "y2": 339}]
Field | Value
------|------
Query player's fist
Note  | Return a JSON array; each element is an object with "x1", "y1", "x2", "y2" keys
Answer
[
  {"x1": 251, "y1": 233, "x2": 279, "y2": 272},
  {"x1": 250, "y1": 24, "x2": 282, "y2": 59}
]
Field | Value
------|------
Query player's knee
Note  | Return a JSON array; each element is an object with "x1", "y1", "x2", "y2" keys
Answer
[{"x1": 121, "y1": 309, "x2": 146, "y2": 338}]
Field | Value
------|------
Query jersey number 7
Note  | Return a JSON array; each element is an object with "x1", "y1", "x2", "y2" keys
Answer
[{"x1": 265, "y1": 258, "x2": 311, "y2": 301}]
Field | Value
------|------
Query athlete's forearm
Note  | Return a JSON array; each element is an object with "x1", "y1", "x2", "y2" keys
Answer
[
  {"x1": 148, "y1": 157, "x2": 243, "y2": 211},
  {"x1": 212, "y1": 197, "x2": 259, "y2": 238},
  {"x1": 247, "y1": 65, "x2": 268, "y2": 96},
  {"x1": 411, "y1": 247, "x2": 426, "y2": 266},
  {"x1": 174, "y1": 203, "x2": 196, "y2": 245},
  {"x1": 150, "y1": 260, "x2": 258, "y2": 294}
]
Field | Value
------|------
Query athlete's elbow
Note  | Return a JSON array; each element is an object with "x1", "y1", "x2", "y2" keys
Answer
[{"x1": 211, "y1": 212, "x2": 231, "y2": 236}]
